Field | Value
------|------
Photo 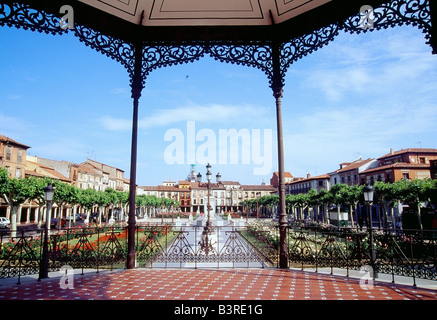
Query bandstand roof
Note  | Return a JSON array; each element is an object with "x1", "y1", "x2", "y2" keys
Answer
[
  {"x1": 6, "y1": 0, "x2": 428, "y2": 44},
  {"x1": 3, "y1": 0, "x2": 434, "y2": 88}
]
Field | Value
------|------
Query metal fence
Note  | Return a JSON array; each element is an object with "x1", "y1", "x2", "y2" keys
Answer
[
  {"x1": 0, "y1": 223, "x2": 436, "y2": 287},
  {"x1": 284, "y1": 225, "x2": 437, "y2": 286}
]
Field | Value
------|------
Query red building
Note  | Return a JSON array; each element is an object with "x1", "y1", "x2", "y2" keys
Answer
[{"x1": 360, "y1": 148, "x2": 437, "y2": 184}]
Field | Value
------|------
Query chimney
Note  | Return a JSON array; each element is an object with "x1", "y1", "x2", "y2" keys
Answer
[
  {"x1": 390, "y1": 148, "x2": 394, "y2": 155},
  {"x1": 307, "y1": 173, "x2": 311, "y2": 179}
]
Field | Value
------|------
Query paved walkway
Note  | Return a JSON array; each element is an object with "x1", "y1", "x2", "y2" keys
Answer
[
  {"x1": 1, "y1": 218, "x2": 436, "y2": 317},
  {"x1": 0, "y1": 267, "x2": 435, "y2": 301}
]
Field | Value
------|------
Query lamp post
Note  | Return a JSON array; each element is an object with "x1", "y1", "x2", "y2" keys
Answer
[
  {"x1": 245, "y1": 194, "x2": 249, "y2": 223},
  {"x1": 363, "y1": 184, "x2": 375, "y2": 280},
  {"x1": 256, "y1": 192, "x2": 261, "y2": 219},
  {"x1": 39, "y1": 183, "x2": 54, "y2": 280},
  {"x1": 205, "y1": 163, "x2": 212, "y2": 231},
  {"x1": 161, "y1": 192, "x2": 165, "y2": 224}
]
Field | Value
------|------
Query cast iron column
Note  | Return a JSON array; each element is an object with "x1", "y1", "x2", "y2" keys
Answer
[
  {"x1": 272, "y1": 42, "x2": 288, "y2": 269},
  {"x1": 429, "y1": 0, "x2": 437, "y2": 54},
  {"x1": 127, "y1": 43, "x2": 143, "y2": 269}
]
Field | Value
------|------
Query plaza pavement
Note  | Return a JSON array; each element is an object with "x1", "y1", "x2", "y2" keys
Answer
[
  {"x1": 0, "y1": 217, "x2": 435, "y2": 318},
  {"x1": 0, "y1": 267, "x2": 435, "y2": 301}
]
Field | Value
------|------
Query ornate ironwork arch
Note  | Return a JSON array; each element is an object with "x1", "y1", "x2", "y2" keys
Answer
[{"x1": 1, "y1": 1, "x2": 434, "y2": 88}]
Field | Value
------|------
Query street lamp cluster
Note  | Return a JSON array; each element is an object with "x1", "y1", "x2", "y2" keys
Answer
[
  {"x1": 363, "y1": 184, "x2": 375, "y2": 279},
  {"x1": 197, "y1": 163, "x2": 216, "y2": 255}
]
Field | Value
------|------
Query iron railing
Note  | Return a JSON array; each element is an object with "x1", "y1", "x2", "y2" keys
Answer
[{"x1": 284, "y1": 225, "x2": 437, "y2": 286}]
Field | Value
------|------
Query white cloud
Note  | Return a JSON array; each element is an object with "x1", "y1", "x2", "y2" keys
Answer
[
  {"x1": 99, "y1": 115, "x2": 132, "y2": 131},
  {"x1": 29, "y1": 137, "x2": 88, "y2": 161},
  {"x1": 7, "y1": 94, "x2": 21, "y2": 100},
  {"x1": 99, "y1": 103, "x2": 270, "y2": 131},
  {"x1": 0, "y1": 113, "x2": 29, "y2": 133},
  {"x1": 111, "y1": 87, "x2": 130, "y2": 95},
  {"x1": 297, "y1": 27, "x2": 437, "y2": 102}
]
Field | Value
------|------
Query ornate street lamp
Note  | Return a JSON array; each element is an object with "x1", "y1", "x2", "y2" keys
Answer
[
  {"x1": 206, "y1": 163, "x2": 213, "y2": 230},
  {"x1": 39, "y1": 183, "x2": 54, "y2": 280},
  {"x1": 199, "y1": 163, "x2": 215, "y2": 255},
  {"x1": 363, "y1": 184, "x2": 376, "y2": 280},
  {"x1": 363, "y1": 184, "x2": 374, "y2": 204}
]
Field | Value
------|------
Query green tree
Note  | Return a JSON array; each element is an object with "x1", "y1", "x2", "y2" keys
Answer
[
  {"x1": 78, "y1": 188, "x2": 99, "y2": 222},
  {"x1": 0, "y1": 171, "x2": 36, "y2": 236},
  {"x1": 306, "y1": 188, "x2": 320, "y2": 222},
  {"x1": 396, "y1": 178, "x2": 436, "y2": 230},
  {"x1": 374, "y1": 181, "x2": 397, "y2": 229},
  {"x1": 331, "y1": 184, "x2": 362, "y2": 227},
  {"x1": 318, "y1": 189, "x2": 333, "y2": 224},
  {"x1": 52, "y1": 180, "x2": 79, "y2": 228},
  {"x1": 105, "y1": 188, "x2": 121, "y2": 221},
  {"x1": 116, "y1": 191, "x2": 129, "y2": 220},
  {"x1": 26, "y1": 176, "x2": 53, "y2": 228}
]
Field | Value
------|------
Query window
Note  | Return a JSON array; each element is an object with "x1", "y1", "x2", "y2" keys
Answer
[
  {"x1": 6, "y1": 146, "x2": 12, "y2": 161},
  {"x1": 402, "y1": 172, "x2": 410, "y2": 180},
  {"x1": 387, "y1": 173, "x2": 392, "y2": 182},
  {"x1": 17, "y1": 149, "x2": 23, "y2": 163}
]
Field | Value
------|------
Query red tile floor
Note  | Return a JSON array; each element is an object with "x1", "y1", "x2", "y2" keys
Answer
[{"x1": 0, "y1": 268, "x2": 435, "y2": 301}]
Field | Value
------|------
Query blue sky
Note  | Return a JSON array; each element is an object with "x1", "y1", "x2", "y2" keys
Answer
[{"x1": 1, "y1": 24, "x2": 437, "y2": 187}]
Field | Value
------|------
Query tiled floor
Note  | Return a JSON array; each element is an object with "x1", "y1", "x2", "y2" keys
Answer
[{"x1": 0, "y1": 268, "x2": 436, "y2": 301}]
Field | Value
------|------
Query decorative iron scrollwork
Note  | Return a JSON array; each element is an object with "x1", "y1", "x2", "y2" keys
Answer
[
  {"x1": 0, "y1": 1, "x2": 64, "y2": 35},
  {"x1": 1, "y1": 0, "x2": 434, "y2": 89},
  {"x1": 208, "y1": 43, "x2": 273, "y2": 80},
  {"x1": 141, "y1": 44, "x2": 206, "y2": 86},
  {"x1": 342, "y1": 0, "x2": 431, "y2": 34},
  {"x1": 74, "y1": 24, "x2": 137, "y2": 82},
  {"x1": 280, "y1": 25, "x2": 340, "y2": 84}
]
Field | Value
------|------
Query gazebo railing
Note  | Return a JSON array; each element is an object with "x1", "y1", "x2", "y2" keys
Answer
[
  {"x1": 0, "y1": 223, "x2": 436, "y2": 287},
  {"x1": 284, "y1": 225, "x2": 437, "y2": 286}
]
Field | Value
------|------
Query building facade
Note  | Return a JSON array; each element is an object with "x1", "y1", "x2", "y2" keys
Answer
[
  {"x1": 329, "y1": 158, "x2": 378, "y2": 186},
  {"x1": 360, "y1": 148, "x2": 437, "y2": 184},
  {"x1": 0, "y1": 135, "x2": 30, "y2": 179},
  {"x1": 286, "y1": 174, "x2": 331, "y2": 195}
]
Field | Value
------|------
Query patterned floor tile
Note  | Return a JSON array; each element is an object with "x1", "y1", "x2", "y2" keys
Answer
[{"x1": 0, "y1": 268, "x2": 436, "y2": 302}]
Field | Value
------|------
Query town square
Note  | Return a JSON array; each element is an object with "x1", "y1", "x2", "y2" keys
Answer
[{"x1": 0, "y1": 0, "x2": 436, "y2": 314}]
